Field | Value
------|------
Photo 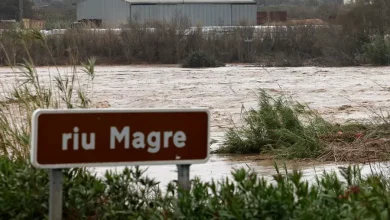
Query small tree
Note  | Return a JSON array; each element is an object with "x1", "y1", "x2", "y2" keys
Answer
[{"x1": 181, "y1": 51, "x2": 225, "y2": 68}]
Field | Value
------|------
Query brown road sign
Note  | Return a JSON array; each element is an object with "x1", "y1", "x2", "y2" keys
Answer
[{"x1": 30, "y1": 108, "x2": 210, "y2": 168}]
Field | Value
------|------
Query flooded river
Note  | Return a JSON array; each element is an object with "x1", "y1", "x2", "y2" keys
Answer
[{"x1": 1, "y1": 64, "x2": 390, "y2": 187}]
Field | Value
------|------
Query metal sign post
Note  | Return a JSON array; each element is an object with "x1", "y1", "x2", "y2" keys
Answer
[
  {"x1": 49, "y1": 169, "x2": 63, "y2": 220},
  {"x1": 177, "y1": 164, "x2": 191, "y2": 198}
]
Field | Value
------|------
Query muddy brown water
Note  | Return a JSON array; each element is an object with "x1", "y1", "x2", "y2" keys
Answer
[{"x1": 1, "y1": 64, "x2": 390, "y2": 187}]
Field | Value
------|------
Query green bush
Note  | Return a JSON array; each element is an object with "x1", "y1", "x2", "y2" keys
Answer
[
  {"x1": 217, "y1": 90, "x2": 334, "y2": 158},
  {"x1": 216, "y1": 89, "x2": 390, "y2": 160},
  {"x1": 2, "y1": 156, "x2": 390, "y2": 219},
  {"x1": 181, "y1": 51, "x2": 225, "y2": 68},
  {"x1": 363, "y1": 36, "x2": 390, "y2": 65},
  {"x1": 0, "y1": 156, "x2": 171, "y2": 219}
]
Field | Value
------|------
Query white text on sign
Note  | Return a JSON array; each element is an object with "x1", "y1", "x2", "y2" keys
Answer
[{"x1": 61, "y1": 126, "x2": 187, "y2": 153}]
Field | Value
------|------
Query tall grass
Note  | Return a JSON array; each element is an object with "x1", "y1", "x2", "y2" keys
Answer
[
  {"x1": 0, "y1": 28, "x2": 96, "y2": 160},
  {"x1": 218, "y1": 90, "x2": 390, "y2": 161},
  {"x1": 218, "y1": 90, "x2": 334, "y2": 158}
]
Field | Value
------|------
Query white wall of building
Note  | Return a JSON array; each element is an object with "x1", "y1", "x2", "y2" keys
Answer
[
  {"x1": 77, "y1": 0, "x2": 257, "y2": 28},
  {"x1": 102, "y1": 0, "x2": 130, "y2": 28},
  {"x1": 130, "y1": 3, "x2": 256, "y2": 26},
  {"x1": 77, "y1": 0, "x2": 103, "y2": 21}
]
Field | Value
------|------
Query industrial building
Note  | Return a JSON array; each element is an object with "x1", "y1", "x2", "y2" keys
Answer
[{"x1": 76, "y1": 0, "x2": 257, "y2": 28}]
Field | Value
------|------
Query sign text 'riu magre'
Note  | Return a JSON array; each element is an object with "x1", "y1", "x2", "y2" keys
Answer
[{"x1": 30, "y1": 108, "x2": 210, "y2": 168}]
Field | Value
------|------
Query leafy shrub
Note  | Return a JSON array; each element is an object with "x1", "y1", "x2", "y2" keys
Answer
[
  {"x1": 217, "y1": 90, "x2": 334, "y2": 158},
  {"x1": 363, "y1": 37, "x2": 390, "y2": 65},
  {"x1": 0, "y1": 156, "x2": 171, "y2": 219},
  {"x1": 177, "y1": 164, "x2": 390, "y2": 220},
  {"x1": 0, "y1": 157, "x2": 49, "y2": 219},
  {"x1": 217, "y1": 89, "x2": 390, "y2": 160},
  {"x1": 3, "y1": 156, "x2": 390, "y2": 219},
  {"x1": 181, "y1": 51, "x2": 225, "y2": 68}
]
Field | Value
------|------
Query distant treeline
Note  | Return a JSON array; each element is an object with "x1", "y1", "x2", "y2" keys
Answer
[{"x1": 0, "y1": 0, "x2": 389, "y2": 67}]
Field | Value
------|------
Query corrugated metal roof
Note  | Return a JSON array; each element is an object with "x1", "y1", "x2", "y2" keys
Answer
[{"x1": 125, "y1": 0, "x2": 256, "y2": 4}]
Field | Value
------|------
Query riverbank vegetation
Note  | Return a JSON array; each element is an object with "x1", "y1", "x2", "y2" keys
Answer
[
  {"x1": 4, "y1": 155, "x2": 390, "y2": 219},
  {"x1": 217, "y1": 89, "x2": 390, "y2": 163},
  {"x1": 0, "y1": 0, "x2": 389, "y2": 67}
]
